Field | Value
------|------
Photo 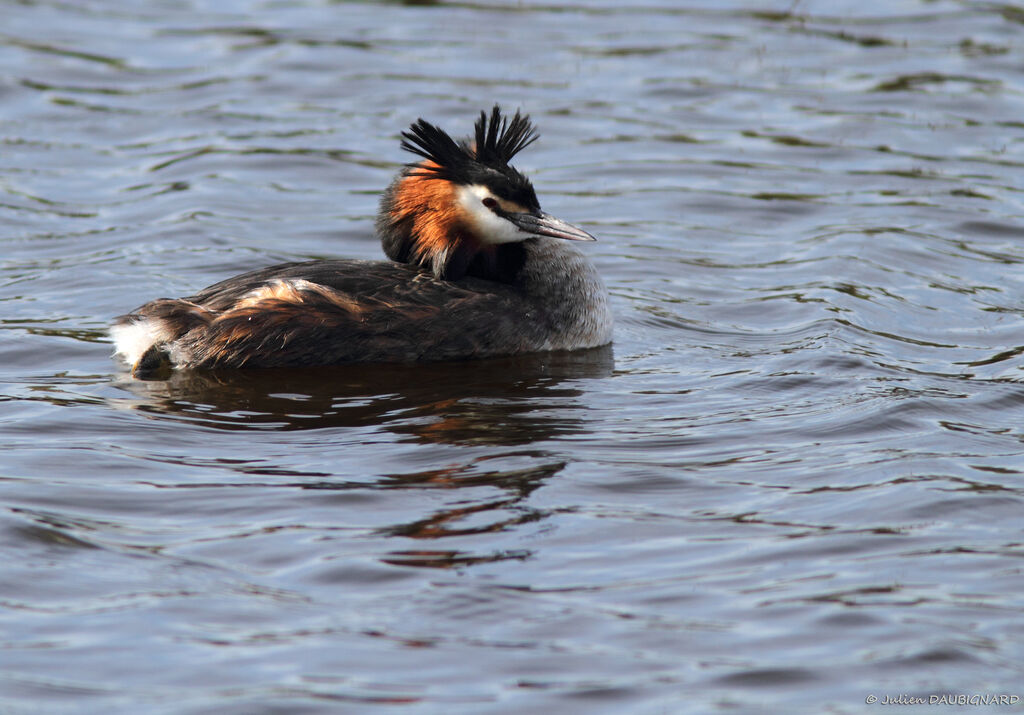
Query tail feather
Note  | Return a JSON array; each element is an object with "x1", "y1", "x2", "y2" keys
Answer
[{"x1": 110, "y1": 299, "x2": 212, "y2": 374}]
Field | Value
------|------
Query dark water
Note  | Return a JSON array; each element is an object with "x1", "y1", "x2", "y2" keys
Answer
[{"x1": 3, "y1": 1, "x2": 1024, "y2": 712}]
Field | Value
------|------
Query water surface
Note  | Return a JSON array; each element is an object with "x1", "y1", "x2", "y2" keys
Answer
[{"x1": 3, "y1": 1, "x2": 1024, "y2": 712}]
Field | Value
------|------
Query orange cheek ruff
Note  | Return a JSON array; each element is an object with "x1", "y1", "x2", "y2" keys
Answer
[
  {"x1": 392, "y1": 166, "x2": 472, "y2": 266},
  {"x1": 386, "y1": 162, "x2": 515, "y2": 281}
]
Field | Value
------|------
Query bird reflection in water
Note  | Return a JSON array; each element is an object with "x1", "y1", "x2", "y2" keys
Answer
[{"x1": 113, "y1": 346, "x2": 613, "y2": 568}]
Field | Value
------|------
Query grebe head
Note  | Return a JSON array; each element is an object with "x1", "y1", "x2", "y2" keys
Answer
[{"x1": 378, "y1": 106, "x2": 595, "y2": 281}]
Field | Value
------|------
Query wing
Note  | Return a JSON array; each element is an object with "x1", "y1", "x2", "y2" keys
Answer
[
  {"x1": 188, "y1": 260, "x2": 403, "y2": 309},
  {"x1": 159, "y1": 260, "x2": 537, "y2": 368}
]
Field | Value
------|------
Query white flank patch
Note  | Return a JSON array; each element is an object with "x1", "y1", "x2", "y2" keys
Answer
[{"x1": 110, "y1": 318, "x2": 170, "y2": 367}]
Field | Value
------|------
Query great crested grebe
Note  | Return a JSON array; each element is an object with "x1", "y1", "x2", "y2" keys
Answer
[{"x1": 111, "y1": 106, "x2": 612, "y2": 376}]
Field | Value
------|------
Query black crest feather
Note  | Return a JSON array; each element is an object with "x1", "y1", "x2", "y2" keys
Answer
[
  {"x1": 399, "y1": 119, "x2": 467, "y2": 175},
  {"x1": 399, "y1": 105, "x2": 539, "y2": 181},
  {"x1": 474, "y1": 106, "x2": 539, "y2": 165}
]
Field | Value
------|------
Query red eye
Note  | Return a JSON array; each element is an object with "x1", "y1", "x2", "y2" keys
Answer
[{"x1": 482, "y1": 197, "x2": 498, "y2": 210}]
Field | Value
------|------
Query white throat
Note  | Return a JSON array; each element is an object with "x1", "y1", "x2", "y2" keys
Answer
[{"x1": 455, "y1": 184, "x2": 527, "y2": 245}]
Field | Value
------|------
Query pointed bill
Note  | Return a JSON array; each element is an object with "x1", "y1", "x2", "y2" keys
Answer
[{"x1": 508, "y1": 211, "x2": 596, "y2": 242}]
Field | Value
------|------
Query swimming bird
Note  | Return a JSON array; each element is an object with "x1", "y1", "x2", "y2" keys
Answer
[{"x1": 111, "y1": 106, "x2": 612, "y2": 376}]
